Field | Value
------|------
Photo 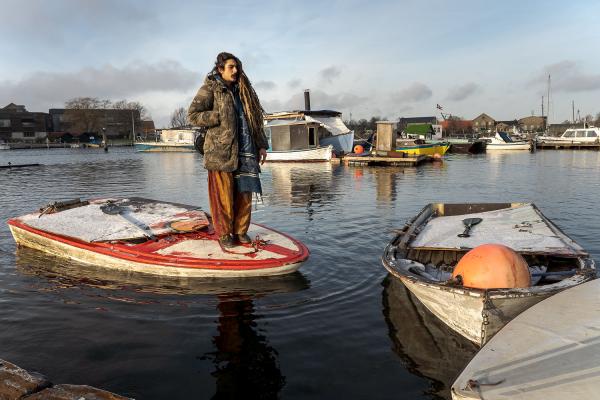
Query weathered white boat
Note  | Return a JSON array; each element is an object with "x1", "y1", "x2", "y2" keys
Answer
[
  {"x1": 382, "y1": 203, "x2": 596, "y2": 346},
  {"x1": 8, "y1": 198, "x2": 309, "y2": 278},
  {"x1": 264, "y1": 118, "x2": 334, "y2": 161},
  {"x1": 0, "y1": 142, "x2": 10, "y2": 150},
  {"x1": 452, "y1": 278, "x2": 600, "y2": 400},
  {"x1": 265, "y1": 109, "x2": 354, "y2": 154},
  {"x1": 484, "y1": 132, "x2": 533, "y2": 151}
]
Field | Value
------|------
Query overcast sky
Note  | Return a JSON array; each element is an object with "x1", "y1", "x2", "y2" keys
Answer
[{"x1": 2, "y1": 0, "x2": 599, "y2": 127}]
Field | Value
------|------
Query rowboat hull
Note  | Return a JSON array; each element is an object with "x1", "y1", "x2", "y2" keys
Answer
[
  {"x1": 396, "y1": 143, "x2": 450, "y2": 156},
  {"x1": 382, "y1": 202, "x2": 596, "y2": 346},
  {"x1": 8, "y1": 198, "x2": 310, "y2": 278},
  {"x1": 267, "y1": 145, "x2": 333, "y2": 162}
]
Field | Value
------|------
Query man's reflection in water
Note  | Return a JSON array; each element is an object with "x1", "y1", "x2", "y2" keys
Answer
[{"x1": 205, "y1": 296, "x2": 285, "y2": 399}]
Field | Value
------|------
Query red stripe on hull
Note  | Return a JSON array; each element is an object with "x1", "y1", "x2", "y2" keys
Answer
[{"x1": 8, "y1": 219, "x2": 309, "y2": 271}]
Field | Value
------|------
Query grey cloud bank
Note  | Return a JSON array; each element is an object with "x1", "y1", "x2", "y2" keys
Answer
[
  {"x1": 446, "y1": 83, "x2": 481, "y2": 102},
  {"x1": 0, "y1": 60, "x2": 199, "y2": 118}
]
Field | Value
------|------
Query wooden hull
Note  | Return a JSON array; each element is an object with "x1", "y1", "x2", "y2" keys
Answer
[
  {"x1": 400, "y1": 276, "x2": 553, "y2": 345},
  {"x1": 135, "y1": 142, "x2": 195, "y2": 152},
  {"x1": 396, "y1": 143, "x2": 450, "y2": 156},
  {"x1": 382, "y1": 202, "x2": 596, "y2": 346},
  {"x1": 267, "y1": 145, "x2": 333, "y2": 162}
]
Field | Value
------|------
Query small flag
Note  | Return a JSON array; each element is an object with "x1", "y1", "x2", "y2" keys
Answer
[{"x1": 436, "y1": 104, "x2": 443, "y2": 110}]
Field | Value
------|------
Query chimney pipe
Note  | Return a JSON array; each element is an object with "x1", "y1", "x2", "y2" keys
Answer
[{"x1": 304, "y1": 89, "x2": 311, "y2": 111}]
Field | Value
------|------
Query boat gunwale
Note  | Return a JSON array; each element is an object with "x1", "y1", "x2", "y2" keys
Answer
[
  {"x1": 8, "y1": 218, "x2": 310, "y2": 271},
  {"x1": 382, "y1": 202, "x2": 596, "y2": 297}
]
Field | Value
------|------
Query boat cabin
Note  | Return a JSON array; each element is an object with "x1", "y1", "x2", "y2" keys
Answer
[
  {"x1": 264, "y1": 120, "x2": 321, "y2": 151},
  {"x1": 559, "y1": 127, "x2": 600, "y2": 143}
]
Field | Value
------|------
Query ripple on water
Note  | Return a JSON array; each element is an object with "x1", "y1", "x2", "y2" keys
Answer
[{"x1": 1, "y1": 149, "x2": 600, "y2": 399}]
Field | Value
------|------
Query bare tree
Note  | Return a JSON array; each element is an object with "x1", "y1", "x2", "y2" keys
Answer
[
  {"x1": 63, "y1": 97, "x2": 108, "y2": 133},
  {"x1": 113, "y1": 99, "x2": 150, "y2": 120},
  {"x1": 170, "y1": 107, "x2": 190, "y2": 128}
]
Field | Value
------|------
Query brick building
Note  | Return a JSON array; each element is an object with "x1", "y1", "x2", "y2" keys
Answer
[
  {"x1": 472, "y1": 113, "x2": 496, "y2": 133},
  {"x1": 49, "y1": 108, "x2": 142, "y2": 142},
  {"x1": 518, "y1": 116, "x2": 546, "y2": 132},
  {"x1": 0, "y1": 103, "x2": 50, "y2": 143}
]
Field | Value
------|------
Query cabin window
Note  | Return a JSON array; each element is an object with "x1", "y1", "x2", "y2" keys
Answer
[
  {"x1": 563, "y1": 130, "x2": 574, "y2": 137},
  {"x1": 575, "y1": 131, "x2": 586, "y2": 138},
  {"x1": 308, "y1": 127, "x2": 316, "y2": 146},
  {"x1": 587, "y1": 131, "x2": 598, "y2": 138}
]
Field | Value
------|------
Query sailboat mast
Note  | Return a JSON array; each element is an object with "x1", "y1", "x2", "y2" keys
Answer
[{"x1": 547, "y1": 75, "x2": 551, "y2": 126}]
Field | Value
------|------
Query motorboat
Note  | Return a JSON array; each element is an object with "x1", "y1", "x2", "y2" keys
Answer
[
  {"x1": 538, "y1": 126, "x2": 600, "y2": 144},
  {"x1": 381, "y1": 202, "x2": 596, "y2": 346},
  {"x1": 483, "y1": 132, "x2": 533, "y2": 151},
  {"x1": 8, "y1": 197, "x2": 309, "y2": 278},
  {"x1": 395, "y1": 139, "x2": 451, "y2": 156}
]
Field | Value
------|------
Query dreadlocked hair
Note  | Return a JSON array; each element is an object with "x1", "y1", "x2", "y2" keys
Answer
[{"x1": 213, "y1": 52, "x2": 264, "y2": 138}]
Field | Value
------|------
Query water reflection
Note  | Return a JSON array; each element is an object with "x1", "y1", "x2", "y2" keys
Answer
[
  {"x1": 15, "y1": 246, "x2": 310, "y2": 297},
  {"x1": 202, "y1": 296, "x2": 285, "y2": 399},
  {"x1": 264, "y1": 163, "x2": 343, "y2": 220},
  {"x1": 381, "y1": 276, "x2": 478, "y2": 399}
]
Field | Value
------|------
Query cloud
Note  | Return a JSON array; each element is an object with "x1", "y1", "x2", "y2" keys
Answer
[
  {"x1": 255, "y1": 80, "x2": 277, "y2": 91},
  {"x1": 529, "y1": 60, "x2": 600, "y2": 92},
  {"x1": 287, "y1": 79, "x2": 302, "y2": 89},
  {"x1": 390, "y1": 83, "x2": 432, "y2": 103},
  {"x1": 319, "y1": 66, "x2": 342, "y2": 83},
  {"x1": 0, "y1": 60, "x2": 200, "y2": 113},
  {"x1": 446, "y1": 82, "x2": 480, "y2": 101}
]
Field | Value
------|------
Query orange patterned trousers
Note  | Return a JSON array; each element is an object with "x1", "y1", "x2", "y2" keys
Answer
[{"x1": 207, "y1": 171, "x2": 252, "y2": 238}]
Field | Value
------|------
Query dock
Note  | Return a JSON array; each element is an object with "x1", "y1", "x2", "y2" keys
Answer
[
  {"x1": 339, "y1": 154, "x2": 431, "y2": 167},
  {"x1": 537, "y1": 142, "x2": 600, "y2": 150}
]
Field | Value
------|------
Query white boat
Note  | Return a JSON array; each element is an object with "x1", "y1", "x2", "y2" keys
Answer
[
  {"x1": 265, "y1": 109, "x2": 354, "y2": 154},
  {"x1": 264, "y1": 119, "x2": 334, "y2": 162},
  {"x1": 0, "y1": 143, "x2": 10, "y2": 150},
  {"x1": 484, "y1": 132, "x2": 533, "y2": 151},
  {"x1": 538, "y1": 126, "x2": 600, "y2": 144},
  {"x1": 452, "y1": 278, "x2": 600, "y2": 400},
  {"x1": 135, "y1": 129, "x2": 199, "y2": 152},
  {"x1": 267, "y1": 145, "x2": 333, "y2": 162},
  {"x1": 381, "y1": 203, "x2": 596, "y2": 346}
]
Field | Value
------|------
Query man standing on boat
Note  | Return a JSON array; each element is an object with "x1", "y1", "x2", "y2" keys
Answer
[{"x1": 188, "y1": 52, "x2": 268, "y2": 248}]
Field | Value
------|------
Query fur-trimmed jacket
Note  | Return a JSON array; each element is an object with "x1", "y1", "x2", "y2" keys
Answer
[{"x1": 188, "y1": 74, "x2": 268, "y2": 172}]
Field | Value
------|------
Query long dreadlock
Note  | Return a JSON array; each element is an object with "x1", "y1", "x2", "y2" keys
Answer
[{"x1": 213, "y1": 52, "x2": 264, "y2": 139}]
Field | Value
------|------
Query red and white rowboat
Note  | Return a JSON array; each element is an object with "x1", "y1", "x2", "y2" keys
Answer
[{"x1": 8, "y1": 198, "x2": 309, "y2": 278}]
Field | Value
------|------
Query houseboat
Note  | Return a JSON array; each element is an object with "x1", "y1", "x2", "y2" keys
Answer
[{"x1": 264, "y1": 119, "x2": 334, "y2": 161}]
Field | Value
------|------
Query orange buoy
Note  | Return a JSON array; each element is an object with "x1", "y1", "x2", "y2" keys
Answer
[
  {"x1": 353, "y1": 145, "x2": 364, "y2": 154},
  {"x1": 433, "y1": 153, "x2": 442, "y2": 159},
  {"x1": 452, "y1": 244, "x2": 530, "y2": 289}
]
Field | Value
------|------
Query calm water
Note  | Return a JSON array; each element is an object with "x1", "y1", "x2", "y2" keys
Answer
[{"x1": 1, "y1": 148, "x2": 599, "y2": 399}]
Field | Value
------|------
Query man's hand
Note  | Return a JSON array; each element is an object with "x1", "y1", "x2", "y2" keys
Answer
[{"x1": 259, "y1": 148, "x2": 267, "y2": 165}]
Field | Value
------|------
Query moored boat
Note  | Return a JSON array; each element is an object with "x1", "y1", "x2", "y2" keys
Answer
[
  {"x1": 484, "y1": 132, "x2": 533, "y2": 151},
  {"x1": 381, "y1": 203, "x2": 596, "y2": 346},
  {"x1": 8, "y1": 197, "x2": 309, "y2": 278},
  {"x1": 396, "y1": 139, "x2": 451, "y2": 156},
  {"x1": 267, "y1": 145, "x2": 333, "y2": 162},
  {"x1": 538, "y1": 126, "x2": 600, "y2": 144}
]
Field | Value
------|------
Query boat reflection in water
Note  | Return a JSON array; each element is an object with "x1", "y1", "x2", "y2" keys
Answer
[
  {"x1": 382, "y1": 275, "x2": 478, "y2": 399},
  {"x1": 15, "y1": 246, "x2": 309, "y2": 398},
  {"x1": 15, "y1": 246, "x2": 310, "y2": 297}
]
